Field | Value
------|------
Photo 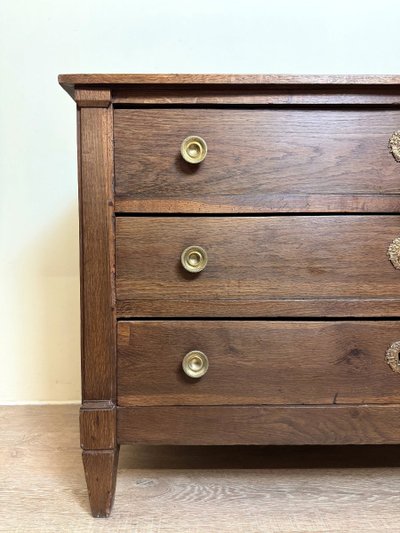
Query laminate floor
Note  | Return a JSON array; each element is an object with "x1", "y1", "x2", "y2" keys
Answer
[{"x1": 1, "y1": 405, "x2": 400, "y2": 532}]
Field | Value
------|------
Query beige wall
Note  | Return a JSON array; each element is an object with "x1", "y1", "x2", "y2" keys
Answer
[{"x1": 1, "y1": 0, "x2": 399, "y2": 402}]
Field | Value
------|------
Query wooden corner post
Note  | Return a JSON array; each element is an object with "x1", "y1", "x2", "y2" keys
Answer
[{"x1": 76, "y1": 88, "x2": 118, "y2": 517}]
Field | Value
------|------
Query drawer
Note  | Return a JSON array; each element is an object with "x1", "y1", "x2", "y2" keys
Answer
[
  {"x1": 114, "y1": 108, "x2": 400, "y2": 213},
  {"x1": 116, "y1": 216, "x2": 400, "y2": 317},
  {"x1": 117, "y1": 320, "x2": 400, "y2": 406}
]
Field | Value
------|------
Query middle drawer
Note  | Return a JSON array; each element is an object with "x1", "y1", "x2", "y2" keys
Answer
[{"x1": 116, "y1": 216, "x2": 400, "y2": 317}]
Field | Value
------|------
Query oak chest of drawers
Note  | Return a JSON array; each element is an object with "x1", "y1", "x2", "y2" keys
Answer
[{"x1": 59, "y1": 74, "x2": 400, "y2": 517}]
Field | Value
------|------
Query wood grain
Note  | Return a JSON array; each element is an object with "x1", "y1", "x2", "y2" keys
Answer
[
  {"x1": 116, "y1": 297, "x2": 400, "y2": 318},
  {"x1": 116, "y1": 216, "x2": 400, "y2": 316},
  {"x1": 58, "y1": 73, "x2": 400, "y2": 86},
  {"x1": 117, "y1": 320, "x2": 400, "y2": 406},
  {"x1": 77, "y1": 92, "x2": 119, "y2": 517},
  {"x1": 58, "y1": 73, "x2": 400, "y2": 101},
  {"x1": 5, "y1": 405, "x2": 400, "y2": 532},
  {"x1": 114, "y1": 109, "x2": 400, "y2": 213},
  {"x1": 112, "y1": 85, "x2": 400, "y2": 105},
  {"x1": 80, "y1": 401, "x2": 116, "y2": 450},
  {"x1": 78, "y1": 102, "x2": 116, "y2": 401},
  {"x1": 117, "y1": 405, "x2": 400, "y2": 445},
  {"x1": 75, "y1": 88, "x2": 111, "y2": 107},
  {"x1": 82, "y1": 449, "x2": 119, "y2": 517},
  {"x1": 115, "y1": 194, "x2": 400, "y2": 214}
]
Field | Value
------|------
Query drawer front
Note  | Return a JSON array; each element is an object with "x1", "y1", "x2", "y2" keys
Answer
[
  {"x1": 116, "y1": 216, "x2": 400, "y2": 317},
  {"x1": 117, "y1": 320, "x2": 400, "y2": 406},
  {"x1": 114, "y1": 108, "x2": 400, "y2": 213}
]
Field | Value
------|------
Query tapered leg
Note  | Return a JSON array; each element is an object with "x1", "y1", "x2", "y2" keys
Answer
[{"x1": 82, "y1": 447, "x2": 119, "y2": 518}]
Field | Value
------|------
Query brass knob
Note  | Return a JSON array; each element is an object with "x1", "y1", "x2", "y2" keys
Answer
[
  {"x1": 182, "y1": 350, "x2": 209, "y2": 378},
  {"x1": 181, "y1": 245, "x2": 208, "y2": 273},
  {"x1": 180, "y1": 136, "x2": 207, "y2": 164}
]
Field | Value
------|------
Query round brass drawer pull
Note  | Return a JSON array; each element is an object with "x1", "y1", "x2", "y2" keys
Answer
[
  {"x1": 182, "y1": 350, "x2": 209, "y2": 378},
  {"x1": 181, "y1": 245, "x2": 208, "y2": 273},
  {"x1": 180, "y1": 135, "x2": 207, "y2": 164}
]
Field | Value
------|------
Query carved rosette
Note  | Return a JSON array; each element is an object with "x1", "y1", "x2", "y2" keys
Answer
[
  {"x1": 385, "y1": 341, "x2": 400, "y2": 373},
  {"x1": 389, "y1": 131, "x2": 400, "y2": 162}
]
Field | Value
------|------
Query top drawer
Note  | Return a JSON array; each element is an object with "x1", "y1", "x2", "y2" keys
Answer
[{"x1": 114, "y1": 108, "x2": 400, "y2": 213}]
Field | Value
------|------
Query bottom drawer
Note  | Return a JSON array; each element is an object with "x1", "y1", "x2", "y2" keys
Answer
[{"x1": 117, "y1": 320, "x2": 400, "y2": 406}]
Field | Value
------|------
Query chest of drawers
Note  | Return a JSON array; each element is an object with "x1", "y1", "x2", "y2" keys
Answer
[{"x1": 59, "y1": 74, "x2": 400, "y2": 517}]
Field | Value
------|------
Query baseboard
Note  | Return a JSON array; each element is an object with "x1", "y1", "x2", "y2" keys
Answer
[{"x1": 0, "y1": 400, "x2": 80, "y2": 406}]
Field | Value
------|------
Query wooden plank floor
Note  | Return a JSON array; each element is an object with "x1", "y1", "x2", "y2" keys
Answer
[{"x1": 1, "y1": 406, "x2": 400, "y2": 532}]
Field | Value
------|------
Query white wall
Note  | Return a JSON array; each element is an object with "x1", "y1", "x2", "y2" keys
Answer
[{"x1": 1, "y1": 0, "x2": 399, "y2": 402}]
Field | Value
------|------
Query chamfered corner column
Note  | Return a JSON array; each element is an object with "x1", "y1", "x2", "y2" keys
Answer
[{"x1": 77, "y1": 88, "x2": 118, "y2": 517}]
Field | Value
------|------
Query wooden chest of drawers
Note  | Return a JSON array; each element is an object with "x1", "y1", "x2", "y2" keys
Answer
[{"x1": 59, "y1": 74, "x2": 400, "y2": 517}]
